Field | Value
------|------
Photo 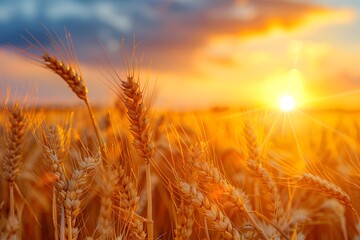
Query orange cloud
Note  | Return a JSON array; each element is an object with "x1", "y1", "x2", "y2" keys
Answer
[{"x1": 142, "y1": 1, "x2": 355, "y2": 76}]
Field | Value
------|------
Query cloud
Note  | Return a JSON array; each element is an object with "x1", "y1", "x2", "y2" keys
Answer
[
  {"x1": 45, "y1": 1, "x2": 91, "y2": 21},
  {"x1": 0, "y1": 1, "x2": 352, "y2": 49},
  {"x1": 0, "y1": 1, "x2": 141, "y2": 48},
  {"x1": 131, "y1": 1, "x2": 355, "y2": 73},
  {"x1": 93, "y1": 2, "x2": 132, "y2": 32},
  {"x1": 0, "y1": 0, "x2": 38, "y2": 21},
  {"x1": 0, "y1": 5, "x2": 13, "y2": 22}
]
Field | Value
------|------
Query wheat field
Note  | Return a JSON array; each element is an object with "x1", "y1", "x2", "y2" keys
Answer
[{"x1": 1, "y1": 32, "x2": 360, "y2": 240}]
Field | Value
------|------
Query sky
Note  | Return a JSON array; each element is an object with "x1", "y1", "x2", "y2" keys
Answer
[{"x1": 0, "y1": 0, "x2": 360, "y2": 110}]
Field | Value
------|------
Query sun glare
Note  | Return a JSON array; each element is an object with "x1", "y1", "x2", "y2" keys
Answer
[{"x1": 279, "y1": 95, "x2": 295, "y2": 111}]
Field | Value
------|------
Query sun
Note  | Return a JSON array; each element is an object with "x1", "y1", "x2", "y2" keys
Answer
[{"x1": 279, "y1": 95, "x2": 295, "y2": 111}]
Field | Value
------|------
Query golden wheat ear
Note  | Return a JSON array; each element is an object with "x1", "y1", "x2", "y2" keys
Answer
[
  {"x1": 64, "y1": 155, "x2": 99, "y2": 240},
  {"x1": 116, "y1": 165, "x2": 146, "y2": 239},
  {"x1": 42, "y1": 53, "x2": 88, "y2": 101},
  {"x1": 174, "y1": 199, "x2": 195, "y2": 240},
  {"x1": 96, "y1": 167, "x2": 117, "y2": 239},
  {"x1": 186, "y1": 143, "x2": 270, "y2": 240},
  {"x1": 2, "y1": 102, "x2": 26, "y2": 183},
  {"x1": 1, "y1": 102, "x2": 26, "y2": 240},
  {"x1": 179, "y1": 181, "x2": 244, "y2": 240},
  {"x1": 297, "y1": 173, "x2": 351, "y2": 207},
  {"x1": 120, "y1": 74, "x2": 154, "y2": 163},
  {"x1": 20, "y1": 28, "x2": 107, "y2": 158}
]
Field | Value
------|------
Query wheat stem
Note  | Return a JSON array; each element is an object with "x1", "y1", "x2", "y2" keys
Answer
[
  {"x1": 146, "y1": 163, "x2": 153, "y2": 239},
  {"x1": 53, "y1": 188, "x2": 59, "y2": 240},
  {"x1": 60, "y1": 206, "x2": 65, "y2": 240},
  {"x1": 9, "y1": 183, "x2": 15, "y2": 219},
  {"x1": 66, "y1": 210, "x2": 72, "y2": 240},
  {"x1": 85, "y1": 99, "x2": 107, "y2": 159}
]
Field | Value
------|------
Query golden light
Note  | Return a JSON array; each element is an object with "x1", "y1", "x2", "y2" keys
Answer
[{"x1": 279, "y1": 95, "x2": 295, "y2": 111}]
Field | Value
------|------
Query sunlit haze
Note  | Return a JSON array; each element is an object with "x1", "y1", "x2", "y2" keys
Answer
[{"x1": 280, "y1": 95, "x2": 295, "y2": 111}]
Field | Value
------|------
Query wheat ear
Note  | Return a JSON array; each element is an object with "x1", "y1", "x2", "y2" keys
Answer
[
  {"x1": 120, "y1": 73, "x2": 154, "y2": 239},
  {"x1": 42, "y1": 124, "x2": 69, "y2": 203},
  {"x1": 120, "y1": 75, "x2": 154, "y2": 161},
  {"x1": 127, "y1": 218, "x2": 147, "y2": 240},
  {"x1": 247, "y1": 159, "x2": 283, "y2": 222},
  {"x1": 243, "y1": 121, "x2": 263, "y2": 214},
  {"x1": 2, "y1": 102, "x2": 26, "y2": 240},
  {"x1": 187, "y1": 144, "x2": 269, "y2": 240},
  {"x1": 43, "y1": 53, "x2": 87, "y2": 101},
  {"x1": 42, "y1": 53, "x2": 106, "y2": 159},
  {"x1": 174, "y1": 199, "x2": 195, "y2": 240},
  {"x1": 97, "y1": 167, "x2": 118, "y2": 239},
  {"x1": 193, "y1": 160, "x2": 270, "y2": 239},
  {"x1": 179, "y1": 181, "x2": 243, "y2": 240},
  {"x1": 297, "y1": 173, "x2": 351, "y2": 207},
  {"x1": 244, "y1": 121, "x2": 260, "y2": 163},
  {"x1": 117, "y1": 166, "x2": 139, "y2": 210},
  {"x1": 117, "y1": 165, "x2": 146, "y2": 239},
  {"x1": 2, "y1": 103, "x2": 25, "y2": 184},
  {"x1": 64, "y1": 156, "x2": 98, "y2": 240}
]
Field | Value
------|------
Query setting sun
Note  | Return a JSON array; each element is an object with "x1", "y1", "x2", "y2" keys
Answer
[{"x1": 279, "y1": 95, "x2": 295, "y2": 111}]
